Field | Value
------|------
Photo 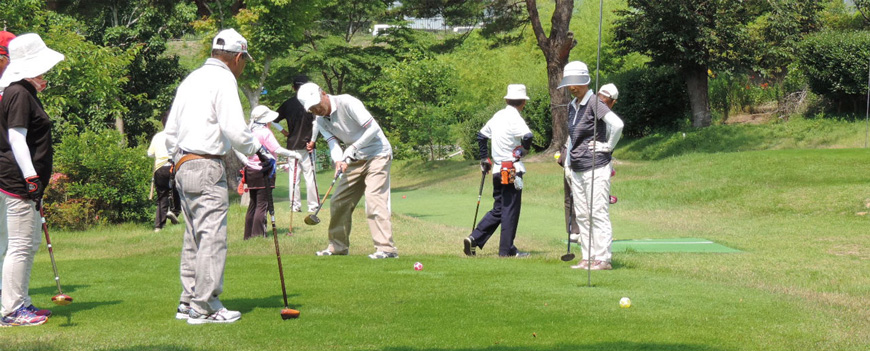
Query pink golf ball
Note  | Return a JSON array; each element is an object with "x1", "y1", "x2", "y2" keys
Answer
[{"x1": 413, "y1": 262, "x2": 423, "y2": 271}]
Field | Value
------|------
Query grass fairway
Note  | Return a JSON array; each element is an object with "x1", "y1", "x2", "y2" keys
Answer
[{"x1": 1, "y1": 149, "x2": 868, "y2": 350}]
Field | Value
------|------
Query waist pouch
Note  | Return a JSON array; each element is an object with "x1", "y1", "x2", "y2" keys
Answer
[{"x1": 500, "y1": 161, "x2": 516, "y2": 185}]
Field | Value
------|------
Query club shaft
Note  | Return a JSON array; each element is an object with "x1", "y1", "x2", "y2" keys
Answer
[
  {"x1": 312, "y1": 171, "x2": 341, "y2": 218},
  {"x1": 266, "y1": 177, "x2": 289, "y2": 307},
  {"x1": 471, "y1": 171, "x2": 486, "y2": 231},
  {"x1": 39, "y1": 205, "x2": 64, "y2": 295}
]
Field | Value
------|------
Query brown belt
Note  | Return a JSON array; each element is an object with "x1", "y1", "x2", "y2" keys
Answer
[{"x1": 175, "y1": 153, "x2": 221, "y2": 172}]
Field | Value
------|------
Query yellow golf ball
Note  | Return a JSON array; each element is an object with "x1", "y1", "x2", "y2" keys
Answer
[
  {"x1": 554, "y1": 152, "x2": 561, "y2": 160},
  {"x1": 619, "y1": 297, "x2": 632, "y2": 308}
]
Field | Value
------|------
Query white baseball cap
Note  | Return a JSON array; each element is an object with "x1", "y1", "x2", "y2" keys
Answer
[
  {"x1": 212, "y1": 28, "x2": 253, "y2": 61},
  {"x1": 250, "y1": 105, "x2": 279, "y2": 124},
  {"x1": 297, "y1": 82, "x2": 322, "y2": 111},
  {"x1": 504, "y1": 84, "x2": 530, "y2": 100},
  {"x1": 558, "y1": 61, "x2": 591, "y2": 89},
  {"x1": 599, "y1": 83, "x2": 618, "y2": 100},
  {"x1": 0, "y1": 33, "x2": 64, "y2": 89}
]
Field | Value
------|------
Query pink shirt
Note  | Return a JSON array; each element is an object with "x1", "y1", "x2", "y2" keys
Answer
[{"x1": 245, "y1": 126, "x2": 282, "y2": 170}]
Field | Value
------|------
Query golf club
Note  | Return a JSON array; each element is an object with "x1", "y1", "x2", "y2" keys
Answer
[
  {"x1": 304, "y1": 169, "x2": 343, "y2": 225},
  {"x1": 310, "y1": 150, "x2": 321, "y2": 208},
  {"x1": 470, "y1": 169, "x2": 486, "y2": 233},
  {"x1": 265, "y1": 175, "x2": 300, "y2": 320},
  {"x1": 287, "y1": 157, "x2": 298, "y2": 236},
  {"x1": 560, "y1": 194, "x2": 576, "y2": 262},
  {"x1": 38, "y1": 201, "x2": 73, "y2": 306}
]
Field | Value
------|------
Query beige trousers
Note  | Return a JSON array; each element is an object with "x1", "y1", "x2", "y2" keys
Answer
[
  {"x1": 0, "y1": 193, "x2": 41, "y2": 316},
  {"x1": 175, "y1": 158, "x2": 229, "y2": 314},
  {"x1": 566, "y1": 163, "x2": 613, "y2": 262},
  {"x1": 326, "y1": 155, "x2": 395, "y2": 254}
]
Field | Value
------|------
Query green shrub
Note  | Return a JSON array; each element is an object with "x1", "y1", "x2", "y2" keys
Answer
[
  {"x1": 44, "y1": 199, "x2": 100, "y2": 231},
  {"x1": 53, "y1": 129, "x2": 153, "y2": 225},
  {"x1": 798, "y1": 31, "x2": 870, "y2": 112},
  {"x1": 608, "y1": 66, "x2": 690, "y2": 137}
]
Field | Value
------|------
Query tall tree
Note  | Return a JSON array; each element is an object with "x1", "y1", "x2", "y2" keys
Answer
[{"x1": 614, "y1": 0, "x2": 753, "y2": 128}]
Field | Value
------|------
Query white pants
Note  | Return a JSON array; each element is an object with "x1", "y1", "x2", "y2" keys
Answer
[
  {"x1": 288, "y1": 150, "x2": 319, "y2": 211},
  {"x1": 566, "y1": 163, "x2": 612, "y2": 262},
  {"x1": 0, "y1": 193, "x2": 42, "y2": 316}
]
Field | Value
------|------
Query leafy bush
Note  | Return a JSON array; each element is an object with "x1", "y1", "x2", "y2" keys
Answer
[
  {"x1": 608, "y1": 66, "x2": 690, "y2": 137},
  {"x1": 53, "y1": 129, "x2": 153, "y2": 225},
  {"x1": 798, "y1": 31, "x2": 870, "y2": 112}
]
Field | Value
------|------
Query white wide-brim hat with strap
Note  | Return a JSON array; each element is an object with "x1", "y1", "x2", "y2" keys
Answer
[
  {"x1": 558, "y1": 61, "x2": 591, "y2": 89},
  {"x1": 250, "y1": 105, "x2": 279, "y2": 125},
  {"x1": 504, "y1": 84, "x2": 530, "y2": 100},
  {"x1": 0, "y1": 33, "x2": 64, "y2": 90}
]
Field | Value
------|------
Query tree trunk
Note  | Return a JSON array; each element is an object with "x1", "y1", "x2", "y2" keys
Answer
[
  {"x1": 525, "y1": 0, "x2": 575, "y2": 154},
  {"x1": 115, "y1": 116, "x2": 124, "y2": 135},
  {"x1": 684, "y1": 65, "x2": 712, "y2": 128}
]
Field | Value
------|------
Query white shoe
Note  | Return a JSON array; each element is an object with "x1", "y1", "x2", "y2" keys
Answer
[
  {"x1": 187, "y1": 308, "x2": 241, "y2": 325},
  {"x1": 315, "y1": 249, "x2": 333, "y2": 256},
  {"x1": 167, "y1": 212, "x2": 179, "y2": 225},
  {"x1": 175, "y1": 303, "x2": 191, "y2": 320},
  {"x1": 368, "y1": 251, "x2": 399, "y2": 259}
]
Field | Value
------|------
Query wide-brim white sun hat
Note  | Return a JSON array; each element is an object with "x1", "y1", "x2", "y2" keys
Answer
[
  {"x1": 0, "y1": 33, "x2": 64, "y2": 89},
  {"x1": 504, "y1": 84, "x2": 530, "y2": 100},
  {"x1": 558, "y1": 61, "x2": 591, "y2": 89},
  {"x1": 599, "y1": 83, "x2": 619, "y2": 100},
  {"x1": 250, "y1": 105, "x2": 279, "y2": 124},
  {"x1": 297, "y1": 82, "x2": 322, "y2": 111}
]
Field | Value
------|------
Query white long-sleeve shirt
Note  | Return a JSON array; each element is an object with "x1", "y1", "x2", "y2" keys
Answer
[
  {"x1": 314, "y1": 94, "x2": 391, "y2": 162},
  {"x1": 165, "y1": 58, "x2": 260, "y2": 158}
]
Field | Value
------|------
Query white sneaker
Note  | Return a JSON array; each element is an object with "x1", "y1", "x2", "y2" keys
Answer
[
  {"x1": 187, "y1": 308, "x2": 241, "y2": 325},
  {"x1": 167, "y1": 212, "x2": 179, "y2": 225},
  {"x1": 175, "y1": 303, "x2": 191, "y2": 320},
  {"x1": 368, "y1": 251, "x2": 399, "y2": 259},
  {"x1": 315, "y1": 249, "x2": 333, "y2": 256}
]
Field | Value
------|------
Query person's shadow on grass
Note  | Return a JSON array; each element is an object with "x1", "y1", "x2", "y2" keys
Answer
[{"x1": 223, "y1": 294, "x2": 302, "y2": 314}]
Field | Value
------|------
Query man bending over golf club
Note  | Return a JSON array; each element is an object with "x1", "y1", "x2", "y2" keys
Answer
[
  {"x1": 559, "y1": 61, "x2": 624, "y2": 271},
  {"x1": 297, "y1": 82, "x2": 398, "y2": 259},
  {"x1": 463, "y1": 84, "x2": 533, "y2": 258},
  {"x1": 165, "y1": 29, "x2": 274, "y2": 324},
  {"x1": 0, "y1": 33, "x2": 63, "y2": 326}
]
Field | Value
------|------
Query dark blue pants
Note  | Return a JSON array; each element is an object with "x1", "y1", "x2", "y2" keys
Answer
[{"x1": 470, "y1": 174, "x2": 522, "y2": 256}]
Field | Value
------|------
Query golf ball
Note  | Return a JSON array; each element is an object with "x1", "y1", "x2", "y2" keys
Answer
[
  {"x1": 413, "y1": 262, "x2": 424, "y2": 271},
  {"x1": 402, "y1": 195, "x2": 406, "y2": 199},
  {"x1": 619, "y1": 297, "x2": 632, "y2": 308},
  {"x1": 554, "y1": 152, "x2": 561, "y2": 160}
]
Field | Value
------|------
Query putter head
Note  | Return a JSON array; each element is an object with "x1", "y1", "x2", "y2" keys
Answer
[
  {"x1": 560, "y1": 253, "x2": 576, "y2": 262},
  {"x1": 280, "y1": 308, "x2": 300, "y2": 320},
  {"x1": 52, "y1": 294, "x2": 73, "y2": 306},
  {"x1": 303, "y1": 215, "x2": 320, "y2": 225}
]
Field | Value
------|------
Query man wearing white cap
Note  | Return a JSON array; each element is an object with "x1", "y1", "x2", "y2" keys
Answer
[
  {"x1": 164, "y1": 28, "x2": 271, "y2": 324},
  {"x1": 237, "y1": 105, "x2": 295, "y2": 240},
  {"x1": 463, "y1": 84, "x2": 534, "y2": 257},
  {"x1": 0, "y1": 33, "x2": 64, "y2": 326},
  {"x1": 558, "y1": 61, "x2": 624, "y2": 271},
  {"x1": 296, "y1": 82, "x2": 398, "y2": 259}
]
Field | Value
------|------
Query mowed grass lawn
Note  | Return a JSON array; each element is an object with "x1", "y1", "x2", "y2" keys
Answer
[{"x1": 1, "y1": 149, "x2": 868, "y2": 350}]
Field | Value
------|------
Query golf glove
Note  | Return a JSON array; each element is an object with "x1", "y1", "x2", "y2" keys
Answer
[
  {"x1": 25, "y1": 175, "x2": 44, "y2": 202},
  {"x1": 588, "y1": 141, "x2": 612, "y2": 153},
  {"x1": 512, "y1": 146, "x2": 527, "y2": 160},
  {"x1": 514, "y1": 174, "x2": 523, "y2": 190},
  {"x1": 256, "y1": 149, "x2": 276, "y2": 178},
  {"x1": 480, "y1": 158, "x2": 492, "y2": 173},
  {"x1": 341, "y1": 145, "x2": 357, "y2": 162}
]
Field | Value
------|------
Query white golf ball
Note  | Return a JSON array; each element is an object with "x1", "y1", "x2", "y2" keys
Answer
[{"x1": 619, "y1": 297, "x2": 632, "y2": 308}]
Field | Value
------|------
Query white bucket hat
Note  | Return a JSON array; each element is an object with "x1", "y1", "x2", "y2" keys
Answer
[
  {"x1": 504, "y1": 84, "x2": 530, "y2": 100},
  {"x1": 558, "y1": 61, "x2": 591, "y2": 89},
  {"x1": 250, "y1": 105, "x2": 279, "y2": 125},
  {"x1": 297, "y1": 82, "x2": 322, "y2": 111},
  {"x1": 599, "y1": 83, "x2": 618, "y2": 100},
  {"x1": 212, "y1": 28, "x2": 253, "y2": 61},
  {"x1": 0, "y1": 33, "x2": 64, "y2": 89}
]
